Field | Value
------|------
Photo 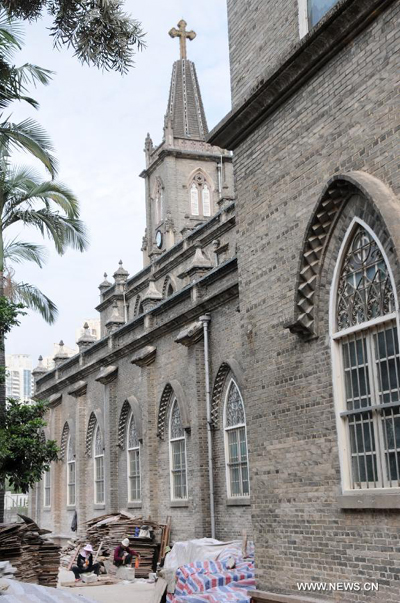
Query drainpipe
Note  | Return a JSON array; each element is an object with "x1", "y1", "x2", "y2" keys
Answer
[
  {"x1": 217, "y1": 155, "x2": 223, "y2": 198},
  {"x1": 200, "y1": 314, "x2": 215, "y2": 539}
]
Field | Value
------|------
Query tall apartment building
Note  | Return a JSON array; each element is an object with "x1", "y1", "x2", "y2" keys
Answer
[{"x1": 6, "y1": 354, "x2": 34, "y2": 402}]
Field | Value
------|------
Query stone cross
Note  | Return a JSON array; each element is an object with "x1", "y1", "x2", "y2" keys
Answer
[{"x1": 169, "y1": 19, "x2": 196, "y2": 60}]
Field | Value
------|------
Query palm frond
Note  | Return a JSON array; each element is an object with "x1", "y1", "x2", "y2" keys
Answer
[
  {"x1": 0, "y1": 118, "x2": 57, "y2": 176},
  {"x1": 11, "y1": 281, "x2": 58, "y2": 324},
  {"x1": 6, "y1": 208, "x2": 89, "y2": 254},
  {"x1": 4, "y1": 238, "x2": 47, "y2": 267}
]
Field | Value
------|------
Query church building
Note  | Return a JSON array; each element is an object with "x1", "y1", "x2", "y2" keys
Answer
[
  {"x1": 31, "y1": 19, "x2": 251, "y2": 548},
  {"x1": 31, "y1": 0, "x2": 400, "y2": 600}
]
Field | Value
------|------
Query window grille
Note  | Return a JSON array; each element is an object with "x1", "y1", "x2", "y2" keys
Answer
[
  {"x1": 67, "y1": 435, "x2": 76, "y2": 506},
  {"x1": 224, "y1": 380, "x2": 250, "y2": 497},
  {"x1": 128, "y1": 414, "x2": 141, "y2": 502},
  {"x1": 94, "y1": 425, "x2": 105, "y2": 504},
  {"x1": 169, "y1": 399, "x2": 188, "y2": 500},
  {"x1": 334, "y1": 224, "x2": 400, "y2": 490}
]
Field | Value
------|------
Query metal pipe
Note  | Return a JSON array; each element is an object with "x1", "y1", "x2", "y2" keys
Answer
[{"x1": 200, "y1": 314, "x2": 215, "y2": 539}]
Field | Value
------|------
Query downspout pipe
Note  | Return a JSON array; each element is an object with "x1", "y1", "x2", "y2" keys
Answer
[{"x1": 200, "y1": 314, "x2": 215, "y2": 539}]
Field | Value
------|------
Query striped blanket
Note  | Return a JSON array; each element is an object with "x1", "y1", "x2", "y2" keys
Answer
[{"x1": 167, "y1": 542, "x2": 255, "y2": 602}]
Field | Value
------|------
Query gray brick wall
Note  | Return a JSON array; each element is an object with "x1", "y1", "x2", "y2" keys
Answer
[{"x1": 230, "y1": 2, "x2": 400, "y2": 600}]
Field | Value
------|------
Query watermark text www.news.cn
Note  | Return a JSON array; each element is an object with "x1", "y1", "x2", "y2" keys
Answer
[{"x1": 297, "y1": 582, "x2": 379, "y2": 592}]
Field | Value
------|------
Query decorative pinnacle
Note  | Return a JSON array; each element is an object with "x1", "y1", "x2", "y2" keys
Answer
[{"x1": 169, "y1": 19, "x2": 196, "y2": 60}]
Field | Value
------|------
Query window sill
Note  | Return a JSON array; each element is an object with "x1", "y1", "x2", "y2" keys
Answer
[
  {"x1": 43, "y1": 507, "x2": 51, "y2": 511},
  {"x1": 338, "y1": 491, "x2": 400, "y2": 509},
  {"x1": 170, "y1": 499, "x2": 190, "y2": 508},
  {"x1": 127, "y1": 502, "x2": 142, "y2": 509},
  {"x1": 66, "y1": 505, "x2": 76, "y2": 511},
  {"x1": 226, "y1": 497, "x2": 251, "y2": 507},
  {"x1": 94, "y1": 503, "x2": 105, "y2": 510}
]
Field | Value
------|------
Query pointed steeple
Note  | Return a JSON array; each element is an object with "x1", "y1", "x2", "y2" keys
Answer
[{"x1": 166, "y1": 20, "x2": 208, "y2": 141}]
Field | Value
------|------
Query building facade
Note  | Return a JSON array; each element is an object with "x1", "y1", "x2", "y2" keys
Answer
[
  {"x1": 30, "y1": 21, "x2": 252, "y2": 548},
  {"x1": 6, "y1": 354, "x2": 34, "y2": 402},
  {"x1": 210, "y1": 0, "x2": 400, "y2": 600}
]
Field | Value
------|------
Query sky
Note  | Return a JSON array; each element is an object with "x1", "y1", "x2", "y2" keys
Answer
[{"x1": 6, "y1": 1, "x2": 231, "y2": 363}]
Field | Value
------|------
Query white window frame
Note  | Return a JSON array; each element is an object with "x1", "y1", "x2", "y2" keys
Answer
[
  {"x1": 127, "y1": 413, "x2": 141, "y2": 503},
  {"x1": 43, "y1": 468, "x2": 51, "y2": 508},
  {"x1": 169, "y1": 398, "x2": 188, "y2": 501},
  {"x1": 223, "y1": 378, "x2": 250, "y2": 499},
  {"x1": 298, "y1": 0, "x2": 339, "y2": 38},
  {"x1": 330, "y1": 217, "x2": 400, "y2": 494},
  {"x1": 190, "y1": 183, "x2": 199, "y2": 216},
  {"x1": 93, "y1": 424, "x2": 105, "y2": 504},
  {"x1": 67, "y1": 434, "x2": 76, "y2": 507}
]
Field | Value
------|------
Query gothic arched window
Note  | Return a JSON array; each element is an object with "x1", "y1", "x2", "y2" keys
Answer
[
  {"x1": 169, "y1": 399, "x2": 188, "y2": 500},
  {"x1": 94, "y1": 425, "x2": 105, "y2": 504},
  {"x1": 127, "y1": 414, "x2": 141, "y2": 502},
  {"x1": 224, "y1": 379, "x2": 250, "y2": 498},
  {"x1": 67, "y1": 434, "x2": 76, "y2": 506},
  {"x1": 43, "y1": 468, "x2": 51, "y2": 508},
  {"x1": 153, "y1": 179, "x2": 163, "y2": 225},
  {"x1": 332, "y1": 221, "x2": 399, "y2": 491},
  {"x1": 189, "y1": 172, "x2": 212, "y2": 218}
]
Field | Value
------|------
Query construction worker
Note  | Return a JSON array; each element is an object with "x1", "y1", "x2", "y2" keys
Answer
[
  {"x1": 113, "y1": 538, "x2": 140, "y2": 567},
  {"x1": 71, "y1": 543, "x2": 101, "y2": 581}
]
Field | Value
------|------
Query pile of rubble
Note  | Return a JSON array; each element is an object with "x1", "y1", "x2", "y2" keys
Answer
[
  {"x1": 61, "y1": 512, "x2": 170, "y2": 578},
  {"x1": 0, "y1": 516, "x2": 60, "y2": 588}
]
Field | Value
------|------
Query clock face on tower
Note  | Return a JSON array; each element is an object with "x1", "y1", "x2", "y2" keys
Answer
[{"x1": 156, "y1": 230, "x2": 163, "y2": 249}]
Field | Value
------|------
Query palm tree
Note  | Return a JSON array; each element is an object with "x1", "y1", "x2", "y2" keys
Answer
[{"x1": 0, "y1": 9, "x2": 57, "y2": 174}]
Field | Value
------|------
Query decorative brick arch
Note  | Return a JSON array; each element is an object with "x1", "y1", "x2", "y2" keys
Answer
[
  {"x1": 86, "y1": 412, "x2": 97, "y2": 457},
  {"x1": 118, "y1": 396, "x2": 143, "y2": 449},
  {"x1": 157, "y1": 380, "x2": 191, "y2": 440},
  {"x1": 60, "y1": 422, "x2": 70, "y2": 461},
  {"x1": 287, "y1": 172, "x2": 400, "y2": 340},
  {"x1": 162, "y1": 275, "x2": 175, "y2": 298},
  {"x1": 211, "y1": 358, "x2": 244, "y2": 428}
]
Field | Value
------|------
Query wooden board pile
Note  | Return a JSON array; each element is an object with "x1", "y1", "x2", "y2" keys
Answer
[
  {"x1": 61, "y1": 512, "x2": 169, "y2": 579},
  {"x1": 0, "y1": 517, "x2": 60, "y2": 588}
]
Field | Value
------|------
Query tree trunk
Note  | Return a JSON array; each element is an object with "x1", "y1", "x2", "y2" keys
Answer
[{"x1": 0, "y1": 223, "x2": 5, "y2": 522}]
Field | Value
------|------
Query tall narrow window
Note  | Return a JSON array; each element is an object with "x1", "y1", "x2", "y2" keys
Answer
[
  {"x1": 94, "y1": 425, "x2": 105, "y2": 504},
  {"x1": 224, "y1": 380, "x2": 250, "y2": 498},
  {"x1": 67, "y1": 435, "x2": 76, "y2": 506},
  {"x1": 43, "y1": 468, "x2": 51, "y2": 507},
  {"x1": 202, "y1": 184, "x2": 211, "y2": 217},
  {"x1": 169, "y1": 399, "x2": 188, "y2": 500},
  {"x1": 189, "y1": 172, "x2": 212, "y2": 217},
  {"x1": 127, "y1": 414, "x2": 141, "y2": 502},
  {"x1": 332, "y1": 222, "x2": 399, "y2": 490},
  {"x1": 190, "y1": 183, "x2": 199, "y2": 216}
]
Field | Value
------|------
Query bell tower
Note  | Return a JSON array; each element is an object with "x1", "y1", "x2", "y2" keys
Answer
[{"x1": 140, "y1": 19, "x2": 234, "y2": 266}]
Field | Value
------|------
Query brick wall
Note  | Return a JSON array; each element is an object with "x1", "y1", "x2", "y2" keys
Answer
[{"x1": 231, "y1": 2, "x2": 400, "y2": 600}]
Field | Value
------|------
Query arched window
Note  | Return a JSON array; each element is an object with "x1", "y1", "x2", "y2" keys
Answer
[
  {"x1": 189, "y1": 172, "x2": 212, "y2": 217},
  {"x1": 67, "y1": 435, "x2": 76, "y2": 506},
  {"x1": 169, "y1": 399, "x2": 188, "y2": 500},
  {"x1": 94, "y1": 425, "x2": 105, "y2": 504},
  {"x1": 127, "y1": 414, "x2": 141, "y2": 502},
  {"x1": 153, "y1": 179, "x2": 164, "y2": 225},
  {"x1": 224, "y1": 379, "x2": 250, "y2": 498},
  {"x1": 331, "y1": 221, "x2": 399, "y2": 491},
  {"x1": 43, "y1": 468, "x2": 51, "y2": 508}
]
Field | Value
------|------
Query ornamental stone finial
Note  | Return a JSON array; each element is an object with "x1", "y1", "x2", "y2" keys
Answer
[{"x1": 169, "y1": 19, "x2": 196, "y2": 60}]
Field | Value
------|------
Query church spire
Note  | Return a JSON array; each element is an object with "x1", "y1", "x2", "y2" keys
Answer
[{"x1": 165, "y1": 19, "x2": 208, "y2": 141}]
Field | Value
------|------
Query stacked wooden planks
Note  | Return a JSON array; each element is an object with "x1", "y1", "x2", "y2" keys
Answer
[
  {"x1": 0, "y1": 519, "x2": 60, "y2": 587},
  {"x1": 61, "y1": 513, "x2": 169, "y2": 579}
]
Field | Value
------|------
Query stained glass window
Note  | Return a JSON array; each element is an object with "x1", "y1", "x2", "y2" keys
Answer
[
  {"x1": 337, "y1": 226, "x2": 394, "y2": 331},
  {"x1": 170, "y1": 399, "x2": 187, "y2": 500},
  {"x1": 334, "y1": 224, "x2": 400, "y2": 490},
  {"x1": 67, "y1": 435, "x2": 76, "y2": 506},
  {"x1": 128, "y1": 415, "x2": 141, "y2": 502},
  {"x1": 224, "y1": 381, "x2": 250, "y2": 497},
  {"x1": 94, "y1": 425, "x2": 105, "y2": 504}
]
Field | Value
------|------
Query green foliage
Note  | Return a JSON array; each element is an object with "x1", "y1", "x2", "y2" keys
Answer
[
  {"x1": 0, "y1": 295, "x2": 25, "y2": 336},
  {"x1": 0, "y1": 398, "x2": 59, "y2": 493},
  {"x1": 2, "y1": 0, "x2": 146, "y2": 74}
]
